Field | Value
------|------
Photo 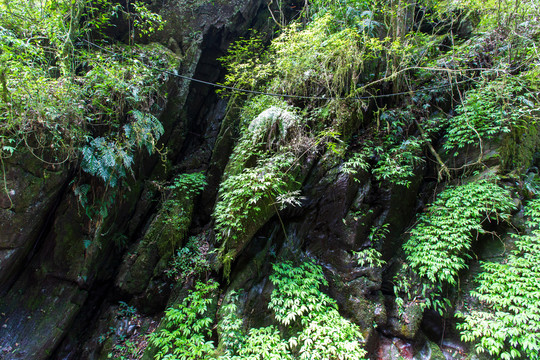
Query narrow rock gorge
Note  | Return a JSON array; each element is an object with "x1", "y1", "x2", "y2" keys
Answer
[{"x1": 0, "y1": 0, "x2": 539, "y2": 359}]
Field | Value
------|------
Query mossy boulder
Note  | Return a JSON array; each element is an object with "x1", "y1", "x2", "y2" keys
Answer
[
  {"x1": 387, "y1": 300, "x2": 425, "y2": 340},
  {"x1": 116, "y1": 185, "x2": 196, "y2": 295},
  {"x1": 214, "y1": 106, "x2": 306, "y2": 276}
]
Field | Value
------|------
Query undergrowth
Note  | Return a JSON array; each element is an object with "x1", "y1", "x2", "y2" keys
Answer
[
  {"x1": 395, "y1": 178, "x2": 515, "y2": 314},
  {"x1": 457, "y1": 198, "x2": 540, "y2": 359}
]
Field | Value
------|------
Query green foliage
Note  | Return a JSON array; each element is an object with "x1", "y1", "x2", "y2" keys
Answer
[
  {"x1": 449, "y1": 0, "x2": 539, "y2": 30},
  {"x1": 166, "y1": 235, "x2": 212, "y2": 283},
  {"x1": 126, "y1": 111, "x2": 165, "y2": 154},
  {"x1": 373, "y1": 138, "x2": 424, "y2": 187},
  {"x1": 236, "y1": 326, "x2": 293, "y2": 360},
  {"x1": 163, "y1": 172, "x2": 207, "y2": 226},
  {"x1": 354, "y1": 248, "x2": 386, "y2": 268},
  {"x1": 219, "y1": 13, "x2": 368, "y2": 99},
  {"x1": 218, "y1": 291, "x2": 245, "y2": 355},
  {"x1": 149, "y1": 280, "x2": 219, "y2": 360},
  {"x1": 238, "y1": 96, "x2": 290, "y2": 131},
  {"x1": 218, "y1": 33, "x2": 271, "y2": 95},
  {"x1": 341, "y1": 147, "x2": 371, "y2": 180},
  {"x1": 309, "y1": 0, "x2": 381, "y2": 33},
  {"x1": 81, "y1": 137, "x2": 134, "y2": 188},
  {"x1": 213, "y1": 103, "x2": 301, "y2": 277},
  {"x1": 269, "y1": 15, "x2": 364, "y2": 98},
  {"x1": 0, "y1": 0, "x2": 173, "y2": 190},
  {"x1": 405, "y1": 179, "x2": 514, "y2": 285},
  {"x1": 269, "y1": 261, "x2": 334, "y2": 327},
  {"x1": 215, "y1": 261, "x2": 366, "y2": 360},
  {"x1": 396, "y1": 178, "x2": 515, "y2": 314},
  {"x1": 80, "y1": 110, "x2": 164, "y2": 188},
  {"x1": 151, "y1": 262, "x2": 366, "y2": 360},
  {"x1": 456, "y1": 198, "x2": 540, "y2": 359},
  {"x1": 131, "y1": 1, "x2": 165, "y2": 36},
  {"x1": 268, "y1": 261, "x2": 367, "y2": 360},
  {"x1": 214, "y1": 152, "x2": 296, "y2": 241},
  {"x1": 118, "y1": 301, "x2": 138, "y2": 318},
  {"x1": 443, "y1": 77, "x2": 538, "y2": 155},
  {"x1": 295, "y1": 310, "x2": 366, "y2": 360},
  {"x1": 168, "y1": 172, "x2": 207, "y2": 197},
  {"x1": 355, "y1": 224, "x2": 389, "y2": 268}
]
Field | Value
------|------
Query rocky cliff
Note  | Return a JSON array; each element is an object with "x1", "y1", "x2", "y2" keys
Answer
[{"x1": 0, "y1": 1, "x2": 539, "y2": 359}]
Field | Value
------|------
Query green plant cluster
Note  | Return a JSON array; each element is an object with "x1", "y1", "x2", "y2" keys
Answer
[
  {"x1": 269, "y1": 15, "x2": 364, "y2": 98},
  {"x1": 0, "y1": 0, "x2": 176, "y2": 189},
  {"x1": 309, "y1": 0, "x2": 382, "y2": 33},
  {"x1": 149, "y1": 280, "x2": 219, "y2": 360},
  {"x1": 341, "y1": 137, "x2": 424, "y2": 188},
  {"x1": 372, "y1": 137, "x2": 424, "y2": 187},
  {"x1": 151, "y1": 261, "x2": 366, "y2": 360},
  {"x1": 162, "y1": 172, "x2": 207, "y2": 229},
  {"x1": 217, "y1": 291, "x2": 245, "y2": 355},
  {"x1": 220, "y1": 260, "x2": 367, "y2": 360},
  {"x1": 341, "y1": 147, "x2": 371, "y2": 180},
  {"x1": 152, "y1": 172, "x2": 207, "y2": 252},
  {"x1": 268, "y1": 261, "x2": 334, "y2": 327},
  {"x1": 213, "y1": 103, "x2": 302, "y2": 278},
  {"x1": 354, "y1": 248, "x2": 386, "y2": 268},
  {"x1": 270, "y1": 261, "x2": 367, "y2": 360},
  {"x1": 456, "y1": 198, "x2": 540, "y2": 359},
  {"x1": 353, "y1": 223, "x2": 388, "y2": 268},
  {"x1": 396, "y1": 178, "x2": 515, "y2": 313},
  {"x1": 443, "y1": 76, "x2": 538, "y2": 155},
  {"x1": 214, "y1": 152, "x2": 296, "y2": 274},
  {"x1": 166, "y1": 235, "x2": 212, "y2": 283},
  {"x1": 219, "y1": 11, "x2": 369, "y2": 99},
  {"x1": 234, "y1": 326, "x2": 293, "y2": 360}
]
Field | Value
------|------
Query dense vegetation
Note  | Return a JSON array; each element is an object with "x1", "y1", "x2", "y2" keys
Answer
[
  {"x1": 0, "y1": 0, "x2": 174, "y2": 219},
  {"x1": 2, "y1": 0, "x2": 540, "y2": 359}
]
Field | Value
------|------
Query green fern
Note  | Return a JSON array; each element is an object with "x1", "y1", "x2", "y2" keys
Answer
[
  {"x1": 456, "y1": 198, "x2": 540, "y2": 359},
  {"x1": 149, "y1": 280, "x2": 219, "y2": 360},
  {"x1": 396, "y1": 178, "x2": 515, "y2": 314}
]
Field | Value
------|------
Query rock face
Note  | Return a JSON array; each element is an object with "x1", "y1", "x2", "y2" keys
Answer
[
  {"x1": 0, "y1": 155, "x2": 68, "y2": 294},
  {"x1": 0, "y1": 1, "x2": 538, "y2": 360},
  {"x1": 0, "y1": 1, "x2": 272, "y2": 358}
]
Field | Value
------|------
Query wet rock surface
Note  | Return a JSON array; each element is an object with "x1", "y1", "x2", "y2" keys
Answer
[{"x1": 0, "y1": 1, "x2": 537, "y2": 360}]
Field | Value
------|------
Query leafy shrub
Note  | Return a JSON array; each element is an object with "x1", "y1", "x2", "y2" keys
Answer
[
  {"x1": 269, "y1": 261, "x2": 334, "y2": 327},
  {"x1": 218, "y1": 291, "x2": 245, "y2": 356},
  {"x1": 236, "y1": 326, "x2": 293, "y2": 360},
  {"x1": 214, "y1": 152, "x2": 296, "y2": 241},
  {"x1": 166, "y1": 235, "x2": 212, "y2": 283},
  {"x1": 353, "y1": 223, "x2": 388, "y2": 268},
  {"x1": 296, "y1": 310, "x2": 366, "y2": 360},
  {"x1": 309, "y1": 0, "x2": 382, "y2": 34},
  {"x1": 213, "y1": 104, "x2": 301, "y2": 277},
  {"x1": 218, "y1": 33, "x2": 272, "y2": 96},
  {"x1": 341, "y1": 147, "x2": 371, "y2": 180},
  {"x1": 456, "y1": 198, "x2": 540, "y2": 359},
  {"x1": 162, "y1": 172, "x2": 207, "y2": 229},
  {"x1": 373, "y1": 137, "x2": 424, "y2": 187},
  {"x1": 443, "y1": 77, "x2": 538, "y2": 155},
  {"x1": 149, "y1": 280, "x2": 219, "y2": 360},
  {"x1": 354, "y1": 248, "x2": 386, "y2": 268},
  {"x1": 0, "y1": 0, "x2": 176, "y2": 207},
  {"x1": 219, "y1": 13, "x2": 367, "y2": 99},
  {"x1": 268, "y1": 261, "x2": 367, "y2": 360},
  {"x1": 81, "y1": 137, "x2": 134, "y2": 188},
  {"x1": 396, "y1": 178, "x2": 515, "y2": 314},
  {"x1": 215, "y1": 261, "x2": 367, "y2": 360},
  {"x1": 269, "y1": 14, "x2": 364, "y2": 98},
  {"x1": 168, "y1": 172, "x2": 207, "y2": 197}
]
